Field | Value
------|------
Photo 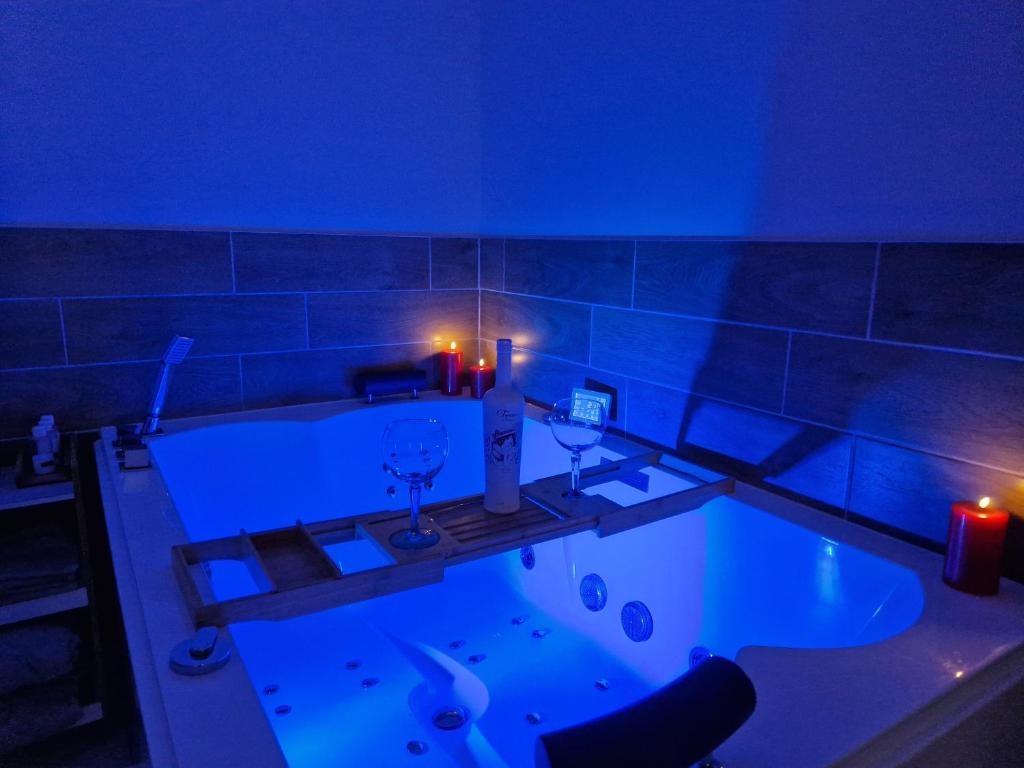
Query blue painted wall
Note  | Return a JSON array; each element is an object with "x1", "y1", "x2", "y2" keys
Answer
[
  {"x1": 3, "y1": 2, "x2": 1022, "y2": 237},
  {"x1": 0, "y1": 2, "x2": 482, "y2": 232},
  {"x1": 480, "y1": 2, "x2": 1024, "y2": 238}
]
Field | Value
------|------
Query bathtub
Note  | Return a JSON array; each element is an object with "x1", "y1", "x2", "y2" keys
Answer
[{"x1": 96, "y1": 393, "x2": 1024, "y2": 767}]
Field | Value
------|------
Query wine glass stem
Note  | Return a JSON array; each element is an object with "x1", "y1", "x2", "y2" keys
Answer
[
  {"x1": 408, "y1": 482, "x2": 423, "y2": 533},
  {"x1": 570, "y1": 450, "x2": 582, "y2": 495}
]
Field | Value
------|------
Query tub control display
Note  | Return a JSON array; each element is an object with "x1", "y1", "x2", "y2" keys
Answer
[{"x1": 571, "y1": 388, "x2": 612, "y2": 425}]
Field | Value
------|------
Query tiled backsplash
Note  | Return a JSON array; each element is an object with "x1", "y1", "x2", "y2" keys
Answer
[
  {"x1": 2, "y1": 227, "x2": 1021, "y2": 579},
  {"x1": 0, "y1": 228, "x2": 479, "y2": 438},
  {"x1": 480, "y1": 238, "x2": 1024, "y2": 581}
]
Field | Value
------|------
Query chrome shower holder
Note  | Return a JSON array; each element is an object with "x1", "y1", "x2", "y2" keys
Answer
[{"x1": 115, "y1": 335, "x2": 194, "y2": 470}]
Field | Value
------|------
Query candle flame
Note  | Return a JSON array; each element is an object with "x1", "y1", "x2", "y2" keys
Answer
[
  {"x1": 479, "y1": 358, "x2": 485, "y2": 367},
  {"x1": 955, "y1": 670, "x2": 964, "y2": 679},
  {"x1": 449, "y1": 341, "x2": 457, "y2": 351},
  {"x1": 979, "y1": 496, "x2": 992, "y2": 509}
]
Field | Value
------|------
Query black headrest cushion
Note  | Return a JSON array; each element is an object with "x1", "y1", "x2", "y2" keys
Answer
[{"x1": 536, "y1": 656, "x2": 756, "y2": 768}]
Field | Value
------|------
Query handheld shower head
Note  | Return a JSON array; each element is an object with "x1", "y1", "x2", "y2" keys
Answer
[
  {"x1": 141, "y1": 335, "x2": 195, "y2": 435},
  {"x1": 162, "y1": 335, "x2": 194, "y2": 365}
]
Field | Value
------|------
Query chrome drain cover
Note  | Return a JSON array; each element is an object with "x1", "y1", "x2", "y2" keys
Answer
[{"x1": 433, "y1": 706, "x2": 469, "y2": 731}]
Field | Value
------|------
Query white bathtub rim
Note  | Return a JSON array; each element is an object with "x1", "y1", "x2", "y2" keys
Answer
[
  {"x1": 97, "y1": 393, "x2": 1024, "y2": 768},
  {"x1": 96, "y1": 444, "x2": 181, "y2": 767},
  {"x1": 97, "y1": 432, "x2": 289, "y2": 768}
]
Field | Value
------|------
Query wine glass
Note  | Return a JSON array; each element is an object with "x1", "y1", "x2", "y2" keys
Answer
[
  {"x1": 382, "y1": 419, "x2": 449, "y2": 550},
  {"x1": 547, "y1": 397, "x2": 607, "y2": 496}
]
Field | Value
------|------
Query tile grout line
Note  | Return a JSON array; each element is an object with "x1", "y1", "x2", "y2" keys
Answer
[
  {"x1": 588, "y1": 305, "x2": 595, "y2": 367},
  {"x1": 842, "y1": 438, "x2": 858, "y2": 519},
  {"x1": 237, "y1": 355, "x2": 245, "y2": 408},
  {"x1": 0, "y1": 340, "x2": 455, "y2": 374},
  {"x1": 479, "y1": 288, "x2": 1024, "y2": 363},
  {"x1": 501, "y1": 239, "x2": 507, "y2": 292},
  {"x1": 0, "y1": 288, "x2": 478, "y2": 301},
  {"x1": 621, "y1": 378, "x2": 630, "y2": 433},
  {"x1": 229, "y1": 232, "x2": 237, "y2": 293},
  {"x1": 303, "y1": 294, "x2": 310, "y2": 349},
  {"x1": 477, "y1": 239, "x2": 482, "y2": 362},
  {"x1": 630, "y1": 240, "x2": 638, "y2": 308},
  {"x1": 865, "y1": 243, "x2": 881, "y2": 338},
  {"x1": 3, "y1": 287, "x2": 1021, "y2": 361},
  {"x1": 57, "y1": 299, "x2": 69, "y2": 365},
  {"x1": 779, "y1": 331, "x2": 793, "y2": 414}
]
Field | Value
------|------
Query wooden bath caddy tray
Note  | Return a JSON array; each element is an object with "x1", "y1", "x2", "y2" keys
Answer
[{"x1": 172, "y1": 452, "x2": 733, "y2": 627}]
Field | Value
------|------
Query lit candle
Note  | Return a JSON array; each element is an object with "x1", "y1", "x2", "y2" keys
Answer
[
  {"x1": 943, "y1": 496, "x2": 1009, "y2": 595},
  {"x1": 439, "y1": 341, "x2": 463, "y2": 396},
  {"x1": 469, "y1": 358, "x2": 495, "y2": 399}
]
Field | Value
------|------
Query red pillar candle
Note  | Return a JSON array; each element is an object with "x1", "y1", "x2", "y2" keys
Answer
[
  {"x1": 439, "y1": 341, "x2": 464, "y2": 396},
  {"x1": 943, "y1": 497, "x2": 1009, "y2": 596},
  {"x1": 470, "y1": 358, "x2": 495, "y2": 399}
]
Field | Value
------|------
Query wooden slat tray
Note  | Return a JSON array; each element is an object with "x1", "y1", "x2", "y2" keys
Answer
[{"x1": 172, "y1": 452, "x2": 733, "y2": 627}]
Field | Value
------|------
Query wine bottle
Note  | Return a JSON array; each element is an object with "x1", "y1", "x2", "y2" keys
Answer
[{"x1": 483, "y1": 339, "x2": 524, "y2": 514}]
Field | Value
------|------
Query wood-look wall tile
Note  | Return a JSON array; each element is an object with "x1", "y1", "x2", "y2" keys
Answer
[
  {"x1": 627, "y1": 379, "x2": 852, "y2": 507},
  {"x1": 0, "y1": 300, "x2": 65, "y2": 369},
  {"x1": 233, "y1": 233, "x2": 428, "y2": 292},
  {"x1": 63, "y1": 295, "x2": 307, "y2": 363},
  {"x1": 873, "y1": 243, "x2": 1024, "y2": 357},
  {"x1": 0, "y1": 356, "x2": 241, "y2": 438},
  {"x1": 479, "y1": 239, "x2": 504, "y2": 291},
  {"x1": 503, "y1": 348, "x2": 628, "y2": 429},
  {"x1": 480, "y1": 292, "x2": 590, "y2": 364},
  {"x1": 431, "y1": 238, "x2": 478, "y2": 289},
  {"x1": 240, "y1": 344, "x2": 430, "y2": 409},
  {"x1": 635, "y1": 241, "x2": 875, "y2": 335},
  {"x1": 308, "y1": 291, "x2": 476, "y2": 349},
  {"x1": 786, "y1": 335, "x2": 1024, "y2": 475},
  {"x1": 0, "y1": 228, "x2": 232, "y2": 297},
  {"x1": 504, "y1": 239, "x2": 633, "y2": 306},
  {"x1": 591, "y1": 308, "x2": 788, "y2": 412},
  {"x1": 849, "y1": 439, "x2": 1024, "y2": 557}
]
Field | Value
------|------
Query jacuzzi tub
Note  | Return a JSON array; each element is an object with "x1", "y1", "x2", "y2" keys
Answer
[{"x1": 96, "y1": 394, "x2": 1024, "y2": 768}]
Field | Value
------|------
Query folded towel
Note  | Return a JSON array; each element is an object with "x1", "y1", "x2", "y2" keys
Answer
[
  {"x1": 536, "y1": 656, "x2": 757, "y2": 768},
  {"x1": 0, "y1": 624, "x2": 79, "y2": 697},
  {"x1": 0, "y1": 522, "x2": 79, "y2": 586},
  {"x1": 0, "y1": 677, "x2": 82, "y2": 754}
]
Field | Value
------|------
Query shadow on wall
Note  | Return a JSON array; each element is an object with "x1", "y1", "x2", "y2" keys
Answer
[
  {"x1": 662, "y1": 243, "x2": 884, "y2": 509},
  {"x1": 654, "y1": 243, "x2": 1024, "y2": 578}
]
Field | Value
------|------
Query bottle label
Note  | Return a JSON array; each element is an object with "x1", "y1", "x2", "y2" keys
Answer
[{"x1": 486, "y1": 410, "x2": 522, "y2": 469}]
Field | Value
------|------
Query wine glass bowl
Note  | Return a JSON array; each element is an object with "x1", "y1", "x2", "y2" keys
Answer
[
  {"x1": 381, "y1": 419, "x2": 449, "y2": 550},
  {"x1": 547, "y1": 397, "x2": 607, "y2": 496}
]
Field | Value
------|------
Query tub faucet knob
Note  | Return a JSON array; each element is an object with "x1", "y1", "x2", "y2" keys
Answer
[
  {"x1": 170, "y1": 627, "x2": 231, "y2": 676},
  {"x1": 189, "y1": 626, "x2": 219, "y2": 660}
]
